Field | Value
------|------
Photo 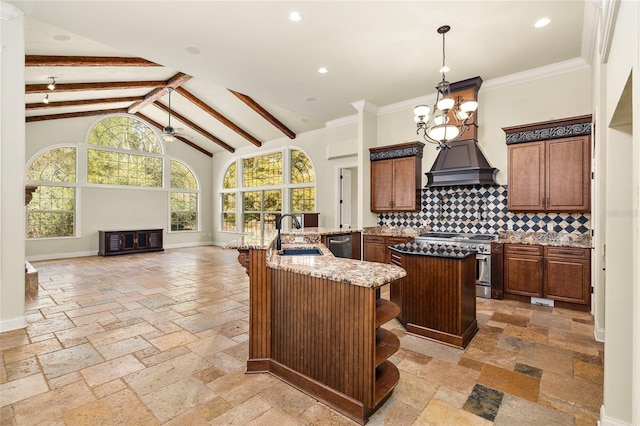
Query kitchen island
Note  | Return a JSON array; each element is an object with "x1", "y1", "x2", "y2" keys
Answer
[
  {"x1": 227, "y1": 230, "x2": 406, "y2": 425},
  {"x1": 389, "y1": 242, "x2": 477, "y2": 349}
]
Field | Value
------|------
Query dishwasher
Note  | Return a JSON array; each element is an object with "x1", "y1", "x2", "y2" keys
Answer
[{"x1": 326, "y1": 234, "x2": 352, "y2": 258}]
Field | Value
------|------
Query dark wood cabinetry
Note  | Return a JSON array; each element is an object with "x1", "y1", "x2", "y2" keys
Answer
[
  {"x1": 390, "y1": 251, "x2": 478, "y2": 349},
  {"x1": 504, "y1": 244, "x2": 544, "y2": 297},
  {"x1": 490, "y1": 242, "x2": 504, "y2": 299},
  {"x1": 363, "y1": 235, "x2": 413, "y2": 264},
  {"x1": 99, "y1": 229, "x2": 163, "y2": 256},
  {"x1": 370, "y1": 142, "x2": 424, "y2": 213},
  {"x1": 504, "y1": 243, "x2": 591, "y2": 307},
  {"x1": 544, "y1": 246, "x2": 591, "y2": 305},
  {"x1": 504, "y1": 116, "x2": 591, "y2": 213}
]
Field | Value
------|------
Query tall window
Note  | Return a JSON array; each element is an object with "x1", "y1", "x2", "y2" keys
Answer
[
  {"x1": 87, "y1": 116, "x2": 163, "y2": 187},
  {"x1": 221, "y1": 148, "x2": 315, "y2": 235},
  {"x1": 170, "y1": 160, "x2": 199, "y2": 231},
  {"x1": 26, "y1": 147, "x2": 77, "y2": 238},
  {"x1": 222, "y1": 163, "x2": 237, "y2": 232}
]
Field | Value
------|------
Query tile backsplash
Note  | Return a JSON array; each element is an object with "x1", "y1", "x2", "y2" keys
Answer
[{"x1": 377, "y1": 184, "x2": 591, "y2": 235}]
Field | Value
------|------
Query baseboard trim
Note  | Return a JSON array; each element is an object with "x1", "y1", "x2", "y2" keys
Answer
[
  {"x1": 164, "y1": 241, "x2": 213, "y2": 249},
  {"x1": 26, "y1": 251, "x2": 95, "y2": 262},
  {"x1": 599, "y1": 405, "x2": 632, "y2": 426},
  {"x1": 0, "y1": 315, "x2": 27, "y2": 332},
  {"x1": 594, "y1": 325, "x2": 605, "y2": 342}
]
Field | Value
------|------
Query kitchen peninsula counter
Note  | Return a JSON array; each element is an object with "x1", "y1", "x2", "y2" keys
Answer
[{"x1": 228, "y1": 230, "x2": 405, "y2": 424}]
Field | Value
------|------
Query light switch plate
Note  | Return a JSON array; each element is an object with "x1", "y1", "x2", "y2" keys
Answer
[{"x1": 294, "y1": 236, "x2": 304, "y2": 243}]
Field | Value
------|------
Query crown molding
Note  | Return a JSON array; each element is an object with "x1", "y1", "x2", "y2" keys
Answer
[
  {"x1": 350, "y1": 99, "x2": 378, "y2": 115},
  {"x1": 1, "y1": 1, "x2": 23, "y2": 20}
]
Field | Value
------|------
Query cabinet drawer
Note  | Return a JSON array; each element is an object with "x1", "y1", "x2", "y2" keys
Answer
[
  {"x1": 386, "y1": 236, "x2": 412, "y2": 245},
  {"x1": 364, "y1": 235, "x2": 385, "y2": 244},
  {"x1": 505, "y1": 244, "x2": 543, "y2": 256},
  {"x1": 544, "y1": 246, "x2": 590, "y2": 259}
]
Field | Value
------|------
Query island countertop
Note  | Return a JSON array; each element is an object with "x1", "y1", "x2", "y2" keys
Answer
[
  {"x1": 267, "y1": 244, "x2": 406, "y2": 288},
  {"x1": 389, "y1": 242, "x2": 475, "y2": 259},
  {"x1": 226, "y1": 230, "x2": 406, "y2": 289}
]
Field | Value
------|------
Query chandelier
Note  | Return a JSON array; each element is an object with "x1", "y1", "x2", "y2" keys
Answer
[{"x1": 413, "y1": 25, "x2": 478, "y2": 150}]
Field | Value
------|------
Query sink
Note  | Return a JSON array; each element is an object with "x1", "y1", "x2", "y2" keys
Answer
[{"x1": 279, "y1": 248, "x2": 323, "y2": 256}]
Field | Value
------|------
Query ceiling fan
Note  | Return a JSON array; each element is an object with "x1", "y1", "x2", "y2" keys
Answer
[{"x1": 161, "y1": 88, "x2": 189, "y2": 143}]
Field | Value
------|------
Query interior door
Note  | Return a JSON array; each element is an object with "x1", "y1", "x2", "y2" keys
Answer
[{"x1": 340, "y1": 168, "x2": 352, "y2": 229}]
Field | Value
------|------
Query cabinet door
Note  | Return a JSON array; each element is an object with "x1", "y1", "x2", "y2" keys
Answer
[
  {"x1": 544, "y1": 256, "x2": 590, "y2": 305},
  {"x1": 392, "y1": 157, "x2": 418, "y2": 211},
  {"x1": 122, "y1": 232, "x2": 136, "y2": 250},
  {"x1": 507, "y1": 142, "x2": 545, "y2": 211},
  {"x1": 371, "y1": 160, "x2": 394, "y2": 212},
  {"x1": 504, "y1": 254, "x2": 543, "y2": 297},
  {"x1": 363, "y1": 236, "x2": 387, "y2": 263},
  {"x1": 546, "y1": 137, "x2": 590, "y2": 212},
  {"x1": 136, "y1": 231, "x2": 149, "y2": 249},
  {"x1": 148, "y1": 230, "x2": 162, "y2": 249}
]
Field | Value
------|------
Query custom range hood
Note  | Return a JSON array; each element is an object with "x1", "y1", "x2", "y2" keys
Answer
[
  {"x1": 425, "y1": 138, "x2": 499, "y2": 187},
  {"x1": 424, "y1": 77, "x2": 499, "y2": 187}
]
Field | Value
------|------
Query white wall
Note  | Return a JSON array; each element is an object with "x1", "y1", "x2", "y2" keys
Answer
[
  {"x1": 24, "y1": 115, "x2": 215, "y2": 260},
  {"x1": 597, "y1": 1, "x2": 639, "y2": 424},
  {"x1": 0, "y1": 2, "x2": 26, "y2": 331}
]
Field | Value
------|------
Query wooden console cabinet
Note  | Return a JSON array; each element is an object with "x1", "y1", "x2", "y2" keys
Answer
[{"x1": 98, "y1": 229, "x2": 163, "y2": 256}]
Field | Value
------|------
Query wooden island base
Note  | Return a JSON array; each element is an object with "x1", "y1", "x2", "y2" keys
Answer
[
  {"x1": 238, "y1": 249, "x2": 403, "y2": 425},
  {"x1": 390, "y1": 246, "x2": 478, "y2": 350}
]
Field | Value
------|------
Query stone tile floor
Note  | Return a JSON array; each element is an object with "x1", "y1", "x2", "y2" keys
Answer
[{"x1": 1, "y1": 246, "x2": 603, "y2": 425}]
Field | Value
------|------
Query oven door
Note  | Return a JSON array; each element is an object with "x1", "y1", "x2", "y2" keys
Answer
[{"x1": 476, "y1": 253, "x2": 491, "y2": 298}]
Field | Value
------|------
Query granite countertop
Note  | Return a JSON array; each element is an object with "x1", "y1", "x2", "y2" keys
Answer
[
  {"x1": 389, "y1": 242, "x2": 475, "y2": 259},
  {"x1": 226, "y1": 230, "x2": 406, "y2": 288},
  {"x1": 267, "y1": 244, "x2": 406, "y2": 288},
  {"x1": 225, "y1": 227, "x2": 357, "y2": 250},
  {"x1": 497, "y1": 230, "x2": 592, "y2": 248},
  {"x1": 362, "y1": 226, "x2": 429, "y2": 237}
]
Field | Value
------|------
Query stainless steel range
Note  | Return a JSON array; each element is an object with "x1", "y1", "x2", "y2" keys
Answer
[{"x1": 414, "y1": 232, "x2": 498, "y2": 298}]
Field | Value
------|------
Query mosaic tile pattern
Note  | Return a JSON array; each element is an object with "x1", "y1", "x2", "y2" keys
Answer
[{"x1": 378, "y1": 184, "x2": 591, "y2": 235}]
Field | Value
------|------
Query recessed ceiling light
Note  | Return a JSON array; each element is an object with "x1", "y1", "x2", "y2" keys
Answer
[
  {"x1": 289, "y1": 11, "x2": 302, "y2": 22},
  {"x1": 318, "y1": 67, "x2": 328, "y2": 74},
  {"x1": 304, "y1": 97, "x2": 316, "y2": 102},
  {"x1": 53, "y1": 34, "x2": 70, "y2": 41},
  {"x1": 534, "y1": 17, "x2": 550, "y2": 28},
  {"x1": 185, "y1": 46, "x2": 201, "y2": 54}
]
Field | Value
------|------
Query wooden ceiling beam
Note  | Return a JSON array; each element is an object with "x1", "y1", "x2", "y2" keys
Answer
[
  {"x1": 127, "y1": 73, "x2": 192, "y2": 114},
  {"x1": 26, "y1": 80, "x2": 165, "y2": 94},
  {"x1": 175, "y1": 87, "x2": 262, "y2": 147},
  {"x1": 26, "y1": 96, "x2": 144, "y2": 110},
  {"x1": 153, "y1": 102, "x2": 235, "y2": 153},
  {"x1": 26, "y1": 108, "x2": 128, "y2": 122},
  {"x1": 228, "y1": 89, "x2": 296, "y2": 140},
  {"x1": 26, "y1": 55, "x2": 160, "y2": 67},
  {"x1": 135, "y1": 113, "x2": 213, "y2": 157}
]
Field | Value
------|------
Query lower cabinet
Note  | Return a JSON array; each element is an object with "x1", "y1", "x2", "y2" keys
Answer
[
  {"x1": 99, "y1": 229, "x2": 163, "y2": 256},
  {"x1": 504, "y1": 243, "x2": 591, "y2": 306},
  {"x1": 544, "y1": 246, "x2": 591, "y2": 304},
  {"x1": 363, "y1": 235, "x2": 413, "y2": 264}
]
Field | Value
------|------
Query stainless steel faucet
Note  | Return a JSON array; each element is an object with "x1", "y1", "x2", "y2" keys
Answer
[{"x1": 276, "y1": 214, "x2": 301, "y2": 250}]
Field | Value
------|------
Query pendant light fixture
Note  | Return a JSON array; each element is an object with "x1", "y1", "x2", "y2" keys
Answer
[
  {"x1": 47, "y1": 76, "x2": 57, "y2": 90},
  {"x1": 413, "y1": 25, "x2": 478, "y2": 150}
]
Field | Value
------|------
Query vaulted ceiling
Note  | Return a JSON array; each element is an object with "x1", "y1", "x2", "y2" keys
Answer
[{"x1": 13, "y1": 1, "x2": 593, "y2": 156}]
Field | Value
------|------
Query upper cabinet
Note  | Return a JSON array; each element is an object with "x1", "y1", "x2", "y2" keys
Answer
[
  {"x1": 504, "y1": 115, "x2": 592, "y2": 213},
  {"x1": 370, "y1": 142, "x2": 424, "y2": 213}
]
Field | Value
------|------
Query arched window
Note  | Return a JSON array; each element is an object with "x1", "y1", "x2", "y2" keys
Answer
[
  {"x1": 87, "y1": 115, "x2": 163, "y2": 187},
  {"x1": 26, "y1": 147, "x2": 77, "y2": 238},
  {"x1": 170, "y1": 160, "x2": 199, "y2": 231},
  {"x1": 220, "y1": 148, "x2": 316, "y2": 235}
]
